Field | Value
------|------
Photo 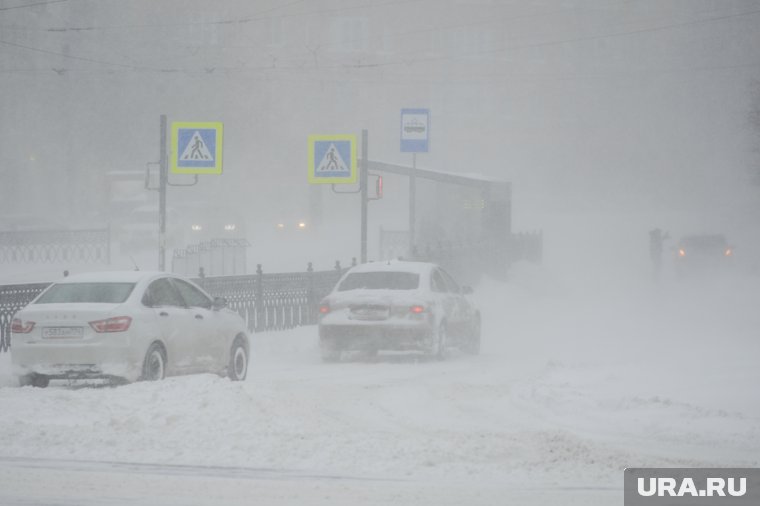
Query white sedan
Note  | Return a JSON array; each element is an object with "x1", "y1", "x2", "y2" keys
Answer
[
  {"x1": 318, "y1": 261, "x2": 481, "y2": 361},
  {"x1": 11, "y1": 271, "x2": 249, "y2": 387}
]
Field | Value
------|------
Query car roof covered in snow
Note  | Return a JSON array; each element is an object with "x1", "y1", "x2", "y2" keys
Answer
[
  {"x1": 346, "y1": 260, "x2": 436, "y2": 276},
  {"x1": 54, "y1": 271, "x2": 171, "y2": 284}
]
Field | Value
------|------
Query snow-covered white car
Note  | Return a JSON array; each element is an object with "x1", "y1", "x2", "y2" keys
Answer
[
  {"x1": 11, "y1": 271, "x2": 249, "y2": 387},
  {"x1": 318, "y1": 261, "x2": 481, "y2": 361}
]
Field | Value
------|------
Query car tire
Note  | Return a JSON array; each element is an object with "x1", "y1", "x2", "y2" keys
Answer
[
  {"x1": 141, "y1": 342, "x2": 166, "y2": 381},
  {"x1": 228, "y1": 337, "x2": 248, "y2": 381},
  {"x1": 19, "y1": 373, "x2": 49, "y2": 388},
  {"x1": 320, "y1": 341, "x2": 341, "y2": 363},
  {"x1": 434, "y1": 322, "x2": 448, "y2": 361},
  {"x1": 464, "y1": 315, "x2": 481, "y2": 355}
]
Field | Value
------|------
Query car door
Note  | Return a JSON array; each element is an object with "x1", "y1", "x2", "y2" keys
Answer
[
  {"x1": 142, "y1": 277, "x2": 197, "y2": 374},
  {"x1": 439, "y1": 269, "x2": 472, "y2": 338},
  {"x1": 430, "y1": 269, "x2": 456, "y2": 327},
  {"x1": 170, "y1": 278, "x2": 223, "y2": 373}
]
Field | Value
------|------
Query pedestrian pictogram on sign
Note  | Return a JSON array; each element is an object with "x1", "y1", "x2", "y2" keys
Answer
[
  {"x1": 308, "y1": 134, "x2": 357, "y2": 184},
  {"x1": 171, "y1": 122, "x2": 223, "y2": 174},
  {"x1": 180, "y1": 131, "x2": 213, "y2": 161},
  {"x1": 316, "y1": 143, "x2": 349, "y2": 174}
]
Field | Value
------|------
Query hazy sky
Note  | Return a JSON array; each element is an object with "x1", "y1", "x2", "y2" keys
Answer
[{"x1": 1, "y1": 0, "x2": 759, "y2": 269}]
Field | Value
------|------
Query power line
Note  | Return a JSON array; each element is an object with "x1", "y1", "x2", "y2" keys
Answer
[
  {"x1": 0, "y1": 0, "x2": 67, "y2": 12},
  {"x1": 5, "y1": 0, "x2": 424, "y2": 33},
  {"x1": 3, "y1": 57, "x2": 758, "y2": 81},
  {"x1": 0, "y1": 37, "x2": 162, "y2": 70},
  {"x1": 338, "y1": 6, "x2": 760, "y2": 69},
  {"x1": 2, "y1": 1, "x2": 758, "y2": 75}
]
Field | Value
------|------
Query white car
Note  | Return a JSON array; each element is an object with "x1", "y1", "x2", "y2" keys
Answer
[
  {"x1": 11, "y1": 271, "x2": 249, "y2": 387},
  {"x1": 318, "y1": 261, "x2": 481, "y2": 361}
]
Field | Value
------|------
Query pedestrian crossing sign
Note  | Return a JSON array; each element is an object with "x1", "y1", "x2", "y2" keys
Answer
[
  {"x1": 171, "y1": 122, "x2": 223, "y2": 174},
  {"x1": 308, "y1": 134, "x2": 357, "y2": 184}
]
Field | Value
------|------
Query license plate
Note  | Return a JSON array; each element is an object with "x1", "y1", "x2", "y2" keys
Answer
[
  {"x1": 350, "y1": 306, "x2": 389, "y2": 320},
  {"x1": 42, "y1": 326, "x2": 84, "y2": 339}
]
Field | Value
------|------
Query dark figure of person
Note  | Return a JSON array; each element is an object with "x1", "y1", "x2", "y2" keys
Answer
[
  {"x1": 190, "y1": 137, "x2": 206, "y2": 160},
  {"x1": 326, "y1": 147, "x2": 339, "y2": 171},
  {"x1": 649, "y1": 228, "x2": 669, "y2": 281}
]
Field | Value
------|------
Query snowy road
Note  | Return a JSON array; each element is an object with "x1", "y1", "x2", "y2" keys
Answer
[
  {"x1": 1, "y1": 265, "x2": 758, "y2": 505},
  {"x1": 0, "y1": 456, "x2": 618, "y2": 506}
]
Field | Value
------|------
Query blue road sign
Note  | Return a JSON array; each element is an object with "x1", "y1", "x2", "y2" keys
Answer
[
  {"x1": 308, "y1": 134, "x2": 357, "y2": 184},
  {"x1": 171, "y1": 122, "x2": 223, "y2": 174},
  {"x1": 401, "y1": 108, "x2": 430, "y2": 153}
]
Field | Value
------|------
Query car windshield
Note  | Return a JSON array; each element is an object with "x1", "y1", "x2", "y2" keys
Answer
[
  {"x1": 35, "y1": 283, "x2": 135, "y2": 304},
  {"x1": 337, "y1": 272, "x2": 419, "y2": 291}
]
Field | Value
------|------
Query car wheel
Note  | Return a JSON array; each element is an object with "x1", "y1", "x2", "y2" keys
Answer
[
  {"x1": 19, "y1": 373, "x2": 49, "y2": 388},
  {"x1": 141, "y1": 342, "x2": 166, "y2": 381},
  {"x1": 228, "y1": 337, "x2": 248, "y2": 381},
  {"x1": 464, "y1": 315, "x2": 481, "y2": 355},
  {"x1": 433, "y1": 322, "x2": 448, "y2": 361},
  {"x1": 320, "y1": 341, "x2": 341, "y2": 363}
]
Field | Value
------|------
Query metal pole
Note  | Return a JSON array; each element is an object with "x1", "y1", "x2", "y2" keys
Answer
[
  {"x1": 409, "y1": 152, "x2": 416, "y2": 257},
  {"x1": 158, "y1": 115, "x2": 167, "y2": 271},
  {"x1": 360, "y1": 129, "x2": 368, "y2": 264}
]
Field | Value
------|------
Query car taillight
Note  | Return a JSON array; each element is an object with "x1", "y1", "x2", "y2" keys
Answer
[
  {"x1": 678, "y1": 249, "x2": 686, "y2": 257},
  {"x1": 11, "y1": 318, "x2": 35, "y2": 333},
  {"x1": 89, "y1": 316, "x2": 132, "y2": 333},
  {"x1": 319, "y1": 304, "x2": 330, "y2": 314},
  {"x1": 410, "y1": 305, "x2": 425, "y2": 314}
]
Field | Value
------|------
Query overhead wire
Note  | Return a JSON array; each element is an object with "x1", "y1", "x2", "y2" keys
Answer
[
  {"x1": 0, "y1": 0, "x2": 67, "y2": 12},
  {"x1": 336, "y1": 5, "x2": 760, "y2": 69},
  {"x1": 0, "y1": 0, "x2": 758, "y2": 77}
]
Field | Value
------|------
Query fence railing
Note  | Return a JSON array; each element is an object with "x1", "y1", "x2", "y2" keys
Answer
[
  {"x1": 0, "y1": 262, "x2": 349, "y2": 353},
  {"x1": 172, "y1": 238, "x2": 249, "y2": 277},
  {"x1": 0, "y1": 228, "x2": 110, "y2": 264},
  {"x1": 0, "y1": 283, "x2": 52, "y2": 353}
]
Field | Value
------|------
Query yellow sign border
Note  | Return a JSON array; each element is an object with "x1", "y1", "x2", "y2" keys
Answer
[
  {"x1": 308, "y1": 134, "x2": 357, "y2": 184},
  {"x1": 171, "y1": 121, "x2": 224, "y2": 175}
]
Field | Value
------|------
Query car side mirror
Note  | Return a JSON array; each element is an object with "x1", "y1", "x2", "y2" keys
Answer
[
  {"x1": 212, "y1": 297, "x2": 228, "y2": 310},
  {"x1": 461, "y1": 285, "x2": 473, "y2": 295}
]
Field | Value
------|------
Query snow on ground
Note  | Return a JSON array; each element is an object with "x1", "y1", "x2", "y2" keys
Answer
[{"x1": 0, "y1": 258, "x2": 758, "y2": 504}]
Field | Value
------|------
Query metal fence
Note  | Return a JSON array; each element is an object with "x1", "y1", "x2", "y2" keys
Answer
[
  {"x1": 172, "y1": 238, "x2": 249, "y2": 277},
  {"x1": 0, "y1": 283, "x2": 52, "y2": 353},
  {"x1": 0, "y1": 228, "x2": 110, "y2": 264},
  {"x1": 0, "y1": 263, "x2": 348, "y2": 353}
]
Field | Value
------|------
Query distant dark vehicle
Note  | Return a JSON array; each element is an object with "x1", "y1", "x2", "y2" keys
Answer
[{"x1": 674, "y1": 234, "x2": 734, "y2": 279}]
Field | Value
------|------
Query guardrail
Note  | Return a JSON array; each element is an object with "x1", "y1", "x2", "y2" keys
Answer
[
  {"x1": 0, "y1": 283, "x2": 52, "y2": 353},
  {"x1": 0, "y1": 228, "x2": 110, "y2": 264},
  {"x1": 0, "y1": 262, "x2": 350, "y2": 353}
]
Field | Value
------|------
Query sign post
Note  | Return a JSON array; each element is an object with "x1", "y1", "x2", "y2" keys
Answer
[
  {"x1": 307, "y1": 133, "x2": 361, "y2": 262},
  {"x1": 400, "y1": 108, "x2": 430, "y2": 256},
  {"x1": 154, "y1": 120, "x2": 223, "y2": 271},
  {"x1": 360, "y1": 129, "x2": 368, "y2": 264},
  {"x1": 159, "y1": 115, "x2": 167, "y2": 271}
]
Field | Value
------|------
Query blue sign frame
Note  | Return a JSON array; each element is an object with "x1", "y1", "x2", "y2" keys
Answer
[{"x1": 400, "y1": 108, "x2": 430, "y2": 153}]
